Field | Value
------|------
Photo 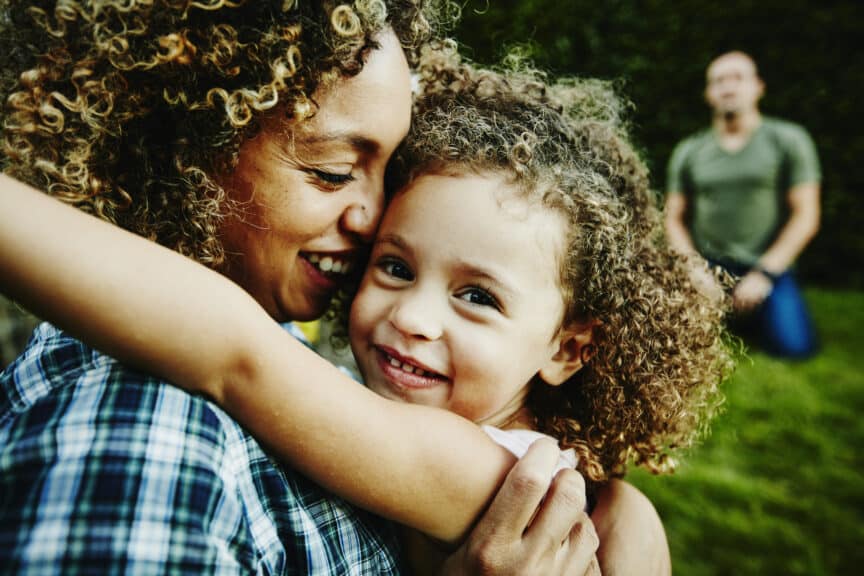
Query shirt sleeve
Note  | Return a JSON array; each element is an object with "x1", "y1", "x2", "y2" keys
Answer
[
  {"x1": 784, "y1": 124, "x2": 822, "y2": 187},
  {"x1": 665, "y1": 138, "x2": 692, "y2": 195},
  {"x1": 0, "y1": 375, "x2": 256, "y2": 575}
]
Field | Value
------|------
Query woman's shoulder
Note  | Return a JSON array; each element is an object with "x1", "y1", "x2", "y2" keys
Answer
[{"x1": 0, "y1": 323, "x2": 243, "y2": 449}]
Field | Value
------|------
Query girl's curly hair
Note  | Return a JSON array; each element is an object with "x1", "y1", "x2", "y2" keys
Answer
[
  {"x1": 0, "y1": 0, "x2": 451, "y2": 266},
  {"x1": 388, "y1": 44, "x2": 734, "y2": 486}
]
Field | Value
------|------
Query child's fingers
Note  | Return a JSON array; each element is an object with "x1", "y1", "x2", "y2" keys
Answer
[
  {"x1": 481, "y1": 437, "x2": 564, "y2": 536},
  {"x1": 441, "y1": 439, "x2": 591, "y2": 575},
  {"x1": 560, "y1": 513, "x2": 601, "y2": 576},
  {"x1": 584, "y1": 556, "x2": 602, "y2": 576},
  {"x1": 524, "y1": 466, "x2": 588, "y2": 550}
]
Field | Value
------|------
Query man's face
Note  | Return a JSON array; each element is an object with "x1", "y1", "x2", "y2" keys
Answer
[
  {"x1": 704, "y1": 52, "x2": 764, "y2": 117},
  {"x1": 218, "y1": 30, "x2": 412, "y2": 322}
]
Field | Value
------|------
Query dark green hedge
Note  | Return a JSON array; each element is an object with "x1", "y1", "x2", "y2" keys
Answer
[{"x1": 456, "y1": 0, "x2": 864, "y2": 288}]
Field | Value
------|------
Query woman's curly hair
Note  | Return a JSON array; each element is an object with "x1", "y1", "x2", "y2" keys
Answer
[
  {"x1": 388, "y1": 44, "x2": 734, "y2": 486},
  {"x1": 0, "y1": 0, "x2": 450, "y2": 265}
]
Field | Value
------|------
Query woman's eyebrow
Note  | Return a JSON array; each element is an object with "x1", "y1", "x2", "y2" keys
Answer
[{"x1": 296, "y1": 130, "x2": 380, "y2": 154}]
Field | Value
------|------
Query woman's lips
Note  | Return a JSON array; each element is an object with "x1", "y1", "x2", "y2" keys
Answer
[{"x1": 299, "y1": 251, "x2": 355, "y2": 290}]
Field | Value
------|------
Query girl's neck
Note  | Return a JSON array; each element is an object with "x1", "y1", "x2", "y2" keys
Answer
[{"x1": 486, "y1": 405, "x2": 536, "y2": 431}]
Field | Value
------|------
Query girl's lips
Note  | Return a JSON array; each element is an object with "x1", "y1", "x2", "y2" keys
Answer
[{"x1": 375, "y1": 347, "x2": 447, "y2": 391}]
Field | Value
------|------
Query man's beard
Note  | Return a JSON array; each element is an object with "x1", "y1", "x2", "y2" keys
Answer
[{"x1": 722, "y1": 109, "x2": 739, "y2": 122}]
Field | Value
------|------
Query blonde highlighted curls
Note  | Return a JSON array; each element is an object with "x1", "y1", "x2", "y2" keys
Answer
[
  {"x1": 1, "y1": 0, "x2": 450, "y2": 266},
  {"x1": 389, "y1": 45, "x2": 733, "y2": 487}
]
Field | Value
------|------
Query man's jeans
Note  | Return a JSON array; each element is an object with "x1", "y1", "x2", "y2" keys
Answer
[{"x1": 716, "y1": 261, "x2": 818, "y2": 359}]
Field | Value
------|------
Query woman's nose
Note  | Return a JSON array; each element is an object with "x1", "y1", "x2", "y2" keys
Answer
[{"x1": 342, "y1": 184, "x2": 385, "y2": 243}]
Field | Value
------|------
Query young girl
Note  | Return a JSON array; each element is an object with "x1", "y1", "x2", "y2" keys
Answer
[{"x1": 0, "y1": 49, "x2": 731, "y2": 573}]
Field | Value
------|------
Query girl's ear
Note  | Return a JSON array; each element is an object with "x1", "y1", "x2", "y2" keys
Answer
[{"x1": 539, "y1": 321, "x2": 597, "y2": 386}]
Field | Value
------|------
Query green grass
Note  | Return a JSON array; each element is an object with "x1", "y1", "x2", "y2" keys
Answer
[{"x1": 628, "y1": 288, "x2": 864, "y2": 575}]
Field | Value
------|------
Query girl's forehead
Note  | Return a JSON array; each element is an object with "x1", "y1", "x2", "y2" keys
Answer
[
  {"x1": 396, "y1": 168, "x2": 548, "y2": 217},
  {"x1": 386, "y1": 171, "x2": 564, "y2": 248}
]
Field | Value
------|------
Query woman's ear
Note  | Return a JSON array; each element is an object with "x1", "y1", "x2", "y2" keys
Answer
[{"x1": 538, "y1": 321, "x2": 597, "y2": 386}]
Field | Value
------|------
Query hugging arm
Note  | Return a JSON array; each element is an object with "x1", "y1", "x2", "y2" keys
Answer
[
  {"x1": 0, "y1": 175, "x2": 598, "y2": 571},
  {"x1": 0, "y1": 174, "x2": 509, "y2": 543}
]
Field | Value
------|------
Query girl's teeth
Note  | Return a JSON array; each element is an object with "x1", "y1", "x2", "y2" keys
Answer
[
  {"x1": 387, "y1": 354, "x2": 427, "y2": 377},
  {"x1": 309, "y1": 254, "x2": 320, "y2": 263},
  {"x1": 332, "y1": 261, "x2": 343, "y2": 273},
  {"x1": 320, "y1": 257, "x2": 333, "y2": 271}
]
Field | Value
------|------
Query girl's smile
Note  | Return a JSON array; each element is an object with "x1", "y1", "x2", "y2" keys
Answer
[{"x1": 375, "y1": 345, "x2": 449, "y2": 392}]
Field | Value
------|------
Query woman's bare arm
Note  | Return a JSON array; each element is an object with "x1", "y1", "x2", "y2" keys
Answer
[{"x1": 0, "y1": 173, "x2": 518, "y2": 544}]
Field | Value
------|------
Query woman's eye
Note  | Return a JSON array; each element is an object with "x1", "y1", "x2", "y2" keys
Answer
[
  {"x1": 457, "y1": 287, "x2": 499, "y2": 309},
  {"x1": 310, "y1": 169, "x2": 355, "y2": 187},
  {"x1": 379, "y1": 258, "x2": 413, "y2": 281}
]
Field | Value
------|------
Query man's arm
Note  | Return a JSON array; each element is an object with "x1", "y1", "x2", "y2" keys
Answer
[
  {"x1": 664, "y1": 193, "x2": 697, "y2": 256},
  {"x1": 665, "y1": 192, "x2": 724, "y2": 301},
  {"x1": 734, "y1": 182, "x2": 820, "y2": 310}
]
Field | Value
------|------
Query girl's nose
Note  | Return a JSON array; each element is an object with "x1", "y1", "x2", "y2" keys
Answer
[{"x1": 388, "y1": 289, "x2": 443, "y2": 341}]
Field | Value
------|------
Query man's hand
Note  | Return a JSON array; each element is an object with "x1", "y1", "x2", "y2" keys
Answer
[
  {"x1": 441, "y1": 438, "x2": 600, "y2": 575},
  {"x1": 733, "y1": 270, "x2": 773, "y2": 312}
]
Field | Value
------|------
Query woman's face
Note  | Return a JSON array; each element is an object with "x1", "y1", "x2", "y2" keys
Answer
[{"x1": 219, "y1": 30, "x2": 412, "y2": 322}]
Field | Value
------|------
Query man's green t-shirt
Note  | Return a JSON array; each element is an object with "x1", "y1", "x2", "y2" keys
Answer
[{"x1": 666, "y1": 117, "x2": 821, "y2": 265}]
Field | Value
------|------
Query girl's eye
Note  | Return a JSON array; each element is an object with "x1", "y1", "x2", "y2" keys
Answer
[
  {"x1": 379, "y1": 257, "x2": 414, "y2": 281},
  {"x1": 457, "y1": 287, "x2": 500, "y2": 310},
  {"x1": 310, "y1": 169, "x2": 355, "y2": 188}
]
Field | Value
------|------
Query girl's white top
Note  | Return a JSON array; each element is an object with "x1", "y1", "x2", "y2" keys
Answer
[{"x1": 481, "y1": 425, "x2": 577, "y2": 474}]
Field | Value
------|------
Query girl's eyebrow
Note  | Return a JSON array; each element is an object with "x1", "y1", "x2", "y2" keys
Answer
[
  {"x1": 452, "y1": 260, "x2": 517, "y2": 301},
  {"x1": 374, "y1": 233, "x2": 409, "y2": 250},
  {"x1": 373, "y1": 233, "x2": 517, "y2": 300},
  {"x1": 375, "y1": 233, "x2": 517, "y2": 301}
]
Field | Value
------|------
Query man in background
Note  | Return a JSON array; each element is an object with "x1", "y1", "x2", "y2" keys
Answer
[{"x1": 665, "y1": 50, "x2": 821, "y2": 358}]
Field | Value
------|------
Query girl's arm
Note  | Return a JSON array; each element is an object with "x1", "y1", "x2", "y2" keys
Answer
[{"x1": 0, "y1": 174, "x2": 517, "y2": 545}]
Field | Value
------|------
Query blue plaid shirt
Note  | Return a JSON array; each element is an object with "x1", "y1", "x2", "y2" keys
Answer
[{"x1": 0, "y1": 323, "x2": 403, "y2": 575}]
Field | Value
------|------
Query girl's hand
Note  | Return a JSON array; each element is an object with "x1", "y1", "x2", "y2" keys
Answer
[{"x1": 441, "y1": 438, "x2": 600, "y2": 575}]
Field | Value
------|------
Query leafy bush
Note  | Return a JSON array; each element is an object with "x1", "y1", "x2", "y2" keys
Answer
[{"x1": 456, "y1": 0, "x2": 864, "y2": 287}]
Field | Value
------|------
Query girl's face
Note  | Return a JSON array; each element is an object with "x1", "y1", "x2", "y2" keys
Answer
[
  {"x1": 219, "y1": 31, "x2": 412, "y2": 323},
  {"x1": 349, "y1": 171, "x2": 583, "y2": 427}
]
